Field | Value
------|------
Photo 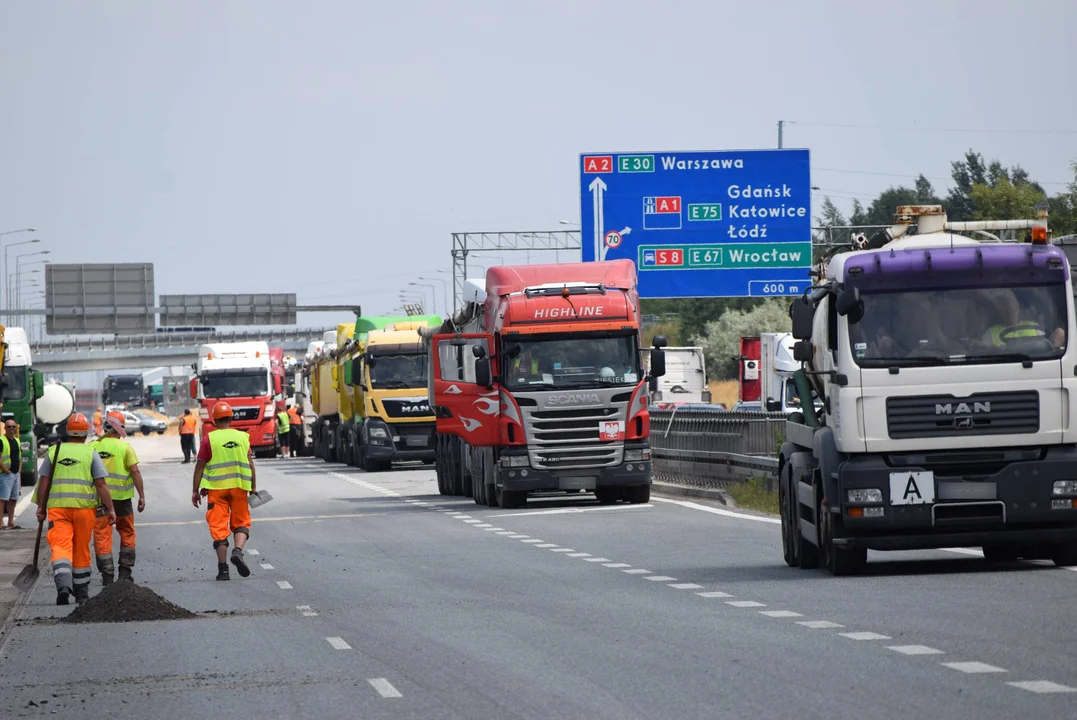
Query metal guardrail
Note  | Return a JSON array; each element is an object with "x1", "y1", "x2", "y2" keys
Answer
[
  {"x1": 33, "y1": 327, "x2": 333, "y2": 352},
  {"x1": 649, "y1": 406, "x2": 786, "y2": 491}
]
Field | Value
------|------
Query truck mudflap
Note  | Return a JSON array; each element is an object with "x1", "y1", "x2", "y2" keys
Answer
[{"x1": 835, "y1": 445, "x2": 1077, "y2": 551}]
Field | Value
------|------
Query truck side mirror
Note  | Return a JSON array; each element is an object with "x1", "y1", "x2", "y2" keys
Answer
[
  {"x1": 32, "y1": 371, "x2": 44, "y2": 400},
  {"x1": 835, "y1": 287, "x2": 864, "y2": 324},
  {"x1": 189, "y1": 378, "x2": 198, "y2": 399},
  {"x1": 472, "y1": 344, "x2": 487, "y2": 359},
  {"x1": 365, "y1": 352, "x2": 377, "y2": 368},
  {"x1": 766, "y1": 398, "x2": 781, "y2": 412},
  {"x1": 652, "y1": 335, "x2": 668, "y2": 349},
  {"x1": 475, "y1": 356, "x2": 492, "y2": 388},
  {"x1": 649, "y1": 348, "x2": 666, "y2": 378},
  {"x1": 790, "y1": 296, "x2": 815, "y2": 340},
  {"x1": 351, "y1": 357, "x2": 363, "y2": 383},
  {"x1": 793, "y1": 340, "x2": 814, "y2": 363}
]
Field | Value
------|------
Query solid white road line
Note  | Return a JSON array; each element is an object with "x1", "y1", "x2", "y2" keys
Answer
[
  {"x1": 276, "y1": 581, "x2": 293, "y2": 590},
  {"x1": 888, "y1": 645, "x2": 943, "y2": 656},
  {"x1": 726, "y1": 601, "x2": 766, "y2": 608},
  {"x1": 326, "y1": 637, "x2": 352, "y2": 650},
  {"x1": 697, "y1": 591, "x2": 733, "y2": 599},
  {"x1": 1007, "y1": 681, "x2": 1077, "y2": 694},
  {"x1": 796, "y1": 620, "x2": 843, "y2": 629},
  {"x1": 644, "y1": 575, "x2": 677, "y2": 582},
  {"x1": 760, "y1": 610, "x2": 803, "y2": 618},
  {"x1": 942, "y1": 661, "x2": 1006, "y2": 674},
  {"x1": 839, "y1": 632, "x2": 891, "y2": 641},
  {"x1": 651, "y1": 497, "x2": 781, "y2": 524},
  {"x1": 488, "y1": 505, "x2": 653, "y2": 518},
  {"x1": 669, "y1": 583, "x2": 703, "y2": 590},
  {"x1": 368, "y1": 678, "x2": 403, "y2": 698}
]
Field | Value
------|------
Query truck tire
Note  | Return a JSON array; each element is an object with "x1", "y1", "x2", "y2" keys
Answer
[
  {"x1": 624, "y1": 485, "x2": 650, "y2": 504},
  {"x1": 779, "y1": 465, "x2": 798, "y2": 567},
  {"x1": 1049, "y1": 542, "x2": 1077, "y2": 567},
  {"x1": 484, "y1": 454, "x2": 498, "y2": 507},
  {"x1": 448, "y1": 439, "x2": 464, "y2": 496},
  {"x1": 472, "y1": 451, "x2": 487, "y2": 505},
  {"x1": 820, "y1": 506, "x2": 865, "y2": 576}
]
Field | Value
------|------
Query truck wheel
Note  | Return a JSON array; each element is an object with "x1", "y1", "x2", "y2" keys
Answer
[
  {"x1": 624, "y1": 485, "x2": 650, "y2": 504},
  {"x1": 449, "y1": 441, "x2": 464, "y2": 496},
  {"x1": 820, "y1": 508, "x2": 865, "y2": 576},
  {"x1": 1049, "y1": 542, "x2": 1077, "y2": 567},
  {"x1": 982, "y1": 545, "x2": 1020, "y2": 563},
  {"x1": 594, "y1": 487, "x2": 619, "y2": 505},
  {"x1": 779, "y1": 466, "x2": 798, "y2": 567},
  {"x1": 472, "y1": 455, "x2": 486, "y2": 505}
]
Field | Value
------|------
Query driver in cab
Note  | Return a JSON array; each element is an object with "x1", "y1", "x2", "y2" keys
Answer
[
  {"x1": 508, "y1": 348, "x2": 544, "y2": 384},
  {"x1": 983, "y1": 289, "x2": 1065, "y2": 349}
]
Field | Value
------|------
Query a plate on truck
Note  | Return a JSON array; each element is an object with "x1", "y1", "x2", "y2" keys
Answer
[{"x1": 889, "y1": 471, "x2": 934, "y2": 505}]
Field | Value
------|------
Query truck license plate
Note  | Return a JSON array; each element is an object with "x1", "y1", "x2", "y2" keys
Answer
[
  {"x1": 559, "y1": 476, "x2": 596, "y2": 490},
  {"x1": 405, "y1": 435, "x2": 427, "y2": 447},
  {"x1": 888, "y1": 471, "x2": 934, "y2": 505}
]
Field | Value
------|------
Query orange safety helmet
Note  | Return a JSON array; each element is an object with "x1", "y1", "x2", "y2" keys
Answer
[
  {"x1": 66, "y1": 413, "x2": 91, "y2": 438},
  {"x1": 211, "y1": 401, "x2": 233, "y2": 421}
]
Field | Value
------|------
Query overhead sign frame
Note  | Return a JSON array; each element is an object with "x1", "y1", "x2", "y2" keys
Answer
[
  {"x1": 45, "y1": 263, "x2": 155, "y2": 335},
  {"x1": 159, "y1": 294, "x2": 297, "y2": 326},
  {"x1": 578, "y1": 148, "x2": 812, "y2": 298}
]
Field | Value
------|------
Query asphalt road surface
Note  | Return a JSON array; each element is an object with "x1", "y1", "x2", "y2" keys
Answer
[{"x1": 1, "y1": 435, "x2": 1075, "y2": 719}]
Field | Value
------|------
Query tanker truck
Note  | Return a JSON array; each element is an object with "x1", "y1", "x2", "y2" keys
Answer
[{"x1": 0, "y1": 327, "x2": 45, "y2": 486}]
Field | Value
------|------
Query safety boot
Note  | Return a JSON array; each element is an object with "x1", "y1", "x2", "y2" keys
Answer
[
  {"x1": 56, "y1": 588, "x2": 71, "y2": 606},
  {"x1": 118, "y1": 547, "x2": 136, "y2": 582},
  {"x1": 216, "y1": 563, "x2": 230, "y2": 581},
  {"x1": 118, "y1": 566, "x2": 133, "y2": 583},
  {"x1": 73, "y1": 584, "x2": 90, "y2": 605},
  {"x1": 230, "y1": 548, "x2": 251, "y2": 578},
  {"x1": 97, "y1": 555, "x2": 115, "y2": 586}
]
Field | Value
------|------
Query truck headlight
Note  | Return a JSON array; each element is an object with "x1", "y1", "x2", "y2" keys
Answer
[
  {"x1": 1053, "y1": 480, "x2": 1077, "y2": 496},
  {"x1": 501, "y1": 455, "x2": 529, "y2": 468},
  {"x1": 847, "y1": 488, "x2": 883, "y2": 504},
  {"x1": 369, "y1": 426, "x2": 389, "y2": 439},
  {"x1": 624, "y1": 449, "x2": 651, "y2": 462}
]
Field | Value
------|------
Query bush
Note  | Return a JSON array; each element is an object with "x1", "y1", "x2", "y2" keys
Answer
[{"x1": 690, "y1": 298, "x2": 791, "y2": 380}]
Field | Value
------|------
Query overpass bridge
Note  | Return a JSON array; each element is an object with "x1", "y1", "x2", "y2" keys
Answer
[{"x1": 29, "y1": 328, "x2": 332, "y2": 372}]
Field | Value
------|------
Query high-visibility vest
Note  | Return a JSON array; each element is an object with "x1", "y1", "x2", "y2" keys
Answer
[
  {"x1": 512, "y1": 357, "x2": 539, "y2": 375},
  {"x1": 45, "y1": 443, "x2": 99, "y2": 509},
  {"x1": 0, "y1": 436, "x2": 10, "y2": 472},
  {"x1": 288, "y1": 407, "x2": 301, "y2": 425},
  {"x1": 989, "y1": 320, "x2": 1039, "y2": 346},
  {"x1": 201, "y1": 428, "x2": 253, "y2": 492},
  {"x1": 90, "y1": 436, "x2": 135, "y2": 501},
  {"x1": 180, "y1": 415, "x2": 198, "y2": 434},
  {"x1": 276, "y1": 412, "x2": 290, "y2": 434}
]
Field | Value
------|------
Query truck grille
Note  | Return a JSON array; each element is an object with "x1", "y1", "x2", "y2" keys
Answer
[
  {"x1": 522, "y1": 405, "x2": 625, "y2": 471},
  {"x1": 886, "y1": 391, "x2": 1039, "y2": 439},
  {"x1": 230, "y1": 406, "x2": 261, "y2": 422}
]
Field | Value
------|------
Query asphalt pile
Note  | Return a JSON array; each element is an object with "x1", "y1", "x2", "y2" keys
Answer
[{"x1": 61, "y1": 582, "x2": 197, "y2": 624}]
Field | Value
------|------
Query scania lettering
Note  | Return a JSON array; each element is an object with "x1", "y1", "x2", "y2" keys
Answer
[
  {"x1": 778, "y1": 204, "x2": 1077, "y2": 576},
  {"x1": 421, "y1": 259, "x2": 666, "y2": 509}
]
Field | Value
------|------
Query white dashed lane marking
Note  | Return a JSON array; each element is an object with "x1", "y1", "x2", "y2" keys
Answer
[
  {"x1": 296, "y1": 605, "x2": 318, "y2": 617},
  {"x1": 368, "y1": 678, "x2": 403, "y2": 698},
  {"x1": 942, "y1": 662, "x2": 1007, "y2": 674},
  {"x1": 1007, "y1": 681, "x2": 1077, "y2": 694},
  {"x1": 760, "y1": 610, "x2": 802, "y2": 618},
  {"x1": 326, "y1": 637, "x2": 352, "y2": 650},
  {"x1": 668, "y1": 583, "x2": 703, "y2": 590},
  {"x1": 246, "y1": 549, "x2": 260, "y2": 556},
  {"x1": 726, "y1": 601, "x2": 765, "y2": 608},
  {"x1": 260, "y1": 563, "x2": 274, "y2": 570},
  {"x1": 840, "y1": 632, "x2": 891, "y2": 641},
  {"x1": 536, "y1": 544, "x2": 558, "y2": 548},
  {"x1": 603, "y1": 563, "x2": 631, "y2": 568},
  {"x1": 888, "y1": 645, "x2": 944, "y2": 656},
  {"x1": 567, "y1": 552, "x2": 591, "y2": 557},
  {"x1": 697, "y1": 591, "x2": 733, "y2": 599},
  {"x1": 584, "y1": 557, "x2": 612, "y2": 563},
  {"x1": 797, "y1": 620, "x2": 843, "y2": 629},
  {"x1": 276, "y1": 581, "x2": 293, "y2": 590},
  {"x1": 622, "y1": 569, "x2": 651, "y2": 574},
  {"x1": 550, "y1": 548, "x2": 574, "y2": 553},
  {"x1": 521, "y1": 539, "x2": 543, "y2": 544},
  {"x1": 644, "y1": 575, "x2": 677, "y2": 582}
]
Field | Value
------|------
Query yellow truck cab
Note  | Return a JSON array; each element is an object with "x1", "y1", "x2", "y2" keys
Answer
[{"x1": 346, "y1": 317, "x2": 440, "y2": 471}]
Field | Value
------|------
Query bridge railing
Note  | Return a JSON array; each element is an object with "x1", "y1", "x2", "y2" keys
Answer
[
  {"x1": 649, "y1": 406, "x2": 785, "y2": 491},
  {"x1": 33, "y1": 327, "x2": 333, "y2": 353}
]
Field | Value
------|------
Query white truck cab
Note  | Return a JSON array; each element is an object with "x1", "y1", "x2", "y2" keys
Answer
[{"x1": 779, "y1": 204, "x2": 1077, "y2": 575}]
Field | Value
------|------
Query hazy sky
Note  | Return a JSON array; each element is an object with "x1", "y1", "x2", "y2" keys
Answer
[{"x1": 2, "y1": 0, "x2": 1076, "y2": 332}]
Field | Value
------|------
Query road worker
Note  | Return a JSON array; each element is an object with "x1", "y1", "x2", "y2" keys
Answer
[
  {"x1": 90, "y1": 411, "x2": 146, "y2": 585},
  {"x1": 92, "y1": 407, "x2": 104, "y2": 437},
  {"x1": 35, "y1": 414, "x2": 114, "y2": 605},
  {"x1": 287, "y1": 401, "x2": 302, "y2": 458},
  {"x1": 276, "y1": 403, "x2": 290, "y2": 458},
  {"x1": 179, "y1": 408, "x2": 199, "y2": 463},
  {"x1": 192, "y1": 401, "x2": 256, "y2": 581}
]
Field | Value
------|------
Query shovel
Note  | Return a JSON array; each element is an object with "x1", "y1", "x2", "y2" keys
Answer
[
  {"x1": 248, "y1": 489, "x2": 273, "y2": 509},
  {"x1": 12, "y1": 518, "x2": 44, "y2": 592}
]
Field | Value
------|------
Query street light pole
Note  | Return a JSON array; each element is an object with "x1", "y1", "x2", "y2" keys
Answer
[
  {"x1": 2, "y1": 236, "x2": 40, "y2": 322},
  {"x1": 418, "y1": 276, "x2": 448, "y2": 316},
  {"x1": 409, "y1": 282, "x2": 438, "y2": 314},
  {"x1": 14, "y1": 250, "x2": 50, "y2": 323}
]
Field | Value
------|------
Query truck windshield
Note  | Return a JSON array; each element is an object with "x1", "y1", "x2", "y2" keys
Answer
[
  {"x1": 1, "y1": 366, "x2": 28, "y2": 402},
  {"x1": 107, "y1": 377, "x2": 143, "y2": 403},
  {"x1": 503, "y1": 334, "x2": 641, "y2": 389},
  {"x1": 369, "y1": 353, "x2": 427, "y2": 390},
  {"x1": 849, "y1": 284, "x2": 1068, "y2": 367},
  {"x1": 201, "y1": 371, "x2": 270, "y2": 398}
]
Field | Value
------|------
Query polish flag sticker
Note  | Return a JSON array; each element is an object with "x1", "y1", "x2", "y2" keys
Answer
[{"x1": 600, "y1": 421, "x2": 625, "y2": 441}]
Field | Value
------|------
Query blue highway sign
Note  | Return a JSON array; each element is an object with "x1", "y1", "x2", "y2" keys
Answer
[{"x1": 579, "y1": 149, "x2": 812, "y2": 298}]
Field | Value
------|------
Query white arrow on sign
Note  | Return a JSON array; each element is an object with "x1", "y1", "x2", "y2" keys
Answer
[
  {"x1": 620, "y1": 226, "x2": 631, "y2": 236},
  {"x1": 589, "y1": 176, "x2": 607, "y2": 262}
]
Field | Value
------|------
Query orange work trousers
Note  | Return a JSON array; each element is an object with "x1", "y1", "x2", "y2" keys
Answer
[
  {"x1": 94, "y1": 509, "x2": 135, "y2": 556},
  {"x1": 206, "y1": 488, "x2": 251, "y2": 546},
  {"x1": 47, "y1": 507, "x2": 95, "y2": 592}
]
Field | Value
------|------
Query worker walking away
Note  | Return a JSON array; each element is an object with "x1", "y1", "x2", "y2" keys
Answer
[
  {"x1": 179, "y1": 409, "x2": 199, "y2": 463},
  {"x1": 276, "y1": 403, "x2": 290, "y2": 459},
  {"x1": 287, "y1": 401, "x2": 302, "y2": 458},
  {"x1": 90, "y1": 411, "x2": 146, "y2": 585},
  {"x1": 192, "y1": 402, "x2": 256, "y2": 581},
  {"x1": 92, "y1": 407, "x2": 104, "y2": 437},
  {"x1": 35, "y1": 414, "x2": 115, "y2": 605}
]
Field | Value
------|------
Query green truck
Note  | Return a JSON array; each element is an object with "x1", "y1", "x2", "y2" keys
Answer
[{"x1": 0, "y1": 327, "x2": 45, "y2": 486}]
